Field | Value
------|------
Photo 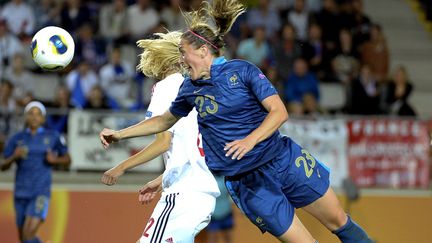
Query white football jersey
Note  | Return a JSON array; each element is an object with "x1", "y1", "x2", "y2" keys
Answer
[{"x1": 146, "y1": 73, "x2": 220, "y2": 197}]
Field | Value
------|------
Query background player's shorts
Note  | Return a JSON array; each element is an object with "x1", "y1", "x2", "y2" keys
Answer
[
  {"x1": 139, "y1": 191, "x2": 216, "y2": 243},
  {"x1": 206, "y1": 213, "x2": 234, "y2": 232},
  {"x1": 225, "y1": 136, "x2": 330, "y2": 237},
  {"x1": 14, "y1": 195, "x2": 50, "y2": 227}
]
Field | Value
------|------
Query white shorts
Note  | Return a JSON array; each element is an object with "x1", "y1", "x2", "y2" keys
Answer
[{"x1": 139, "y1": 191, "x2": 216, "y2": 243}]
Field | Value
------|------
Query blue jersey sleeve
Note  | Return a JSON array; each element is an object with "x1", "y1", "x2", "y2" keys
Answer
[
  {"x1": 244, "y1": 62, "x2": 278, "y2": 101},
  {"x1": 3, "y1": 134, "x2": 18, "y2": 158},
  {"x1": 53, "y1": 133, "x2": 68, "y2": 156},
  {"x1": 169, "y1": 81, "x2": 194, "y2": 117}
]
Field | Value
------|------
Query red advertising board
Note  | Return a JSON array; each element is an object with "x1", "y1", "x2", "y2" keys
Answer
[{"x1": 347, "y1": 119, "x2": 430, "y2": 188}]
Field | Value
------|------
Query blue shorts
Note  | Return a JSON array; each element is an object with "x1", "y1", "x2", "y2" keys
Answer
[
  {"x1": 225, "y1": 136, "x2": 330, "y2": 237},
  {"x1": 14, "y1": 195, "x2": 50, "y2": 227},
  {"x1": 207, "y1": 213, "x2": 234, "y2": 232}
]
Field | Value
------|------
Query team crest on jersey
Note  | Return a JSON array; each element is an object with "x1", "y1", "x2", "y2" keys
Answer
[
  {"x1": 44, "y1": 137, "x2": 50, "y2": 145},
  {"x1": 229, "y1": 74, "x2": 239, "y2": 86}
]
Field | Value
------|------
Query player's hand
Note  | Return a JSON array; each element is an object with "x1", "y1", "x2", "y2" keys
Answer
[
  {"x1": 99, "y1": 128, "x2": 120, "y2": 149},
  {"x1": 101, "y1": 167, "x2": 124, "y2": 186},
  {"x1": 138, "y1": 180, "x2": 162, "y2": 205},
  {"x1": 224, "y1": 137, "x2": 256, "y2": 160},
  {"x1": 0, "y1": 162, "x2": 13, "y2": 171},
  {"x1": 46, "y1": 150, "x2": 57, "y2": 164},
  {"x1": 13, "y1": 147, "x2": 28, "y2": 159}
]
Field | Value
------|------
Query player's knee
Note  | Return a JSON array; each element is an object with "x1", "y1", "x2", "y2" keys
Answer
[
  {"x1": 336, "y1": 211, "x2": 349, "y2": 228},
  {"x1": 329, "y1": 211, "x2": 349, "y2": 230}
]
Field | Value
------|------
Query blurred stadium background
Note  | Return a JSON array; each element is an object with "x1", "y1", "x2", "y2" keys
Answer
[{"x1": 0, "y1": 0, "x2": 431, "y2": 242}]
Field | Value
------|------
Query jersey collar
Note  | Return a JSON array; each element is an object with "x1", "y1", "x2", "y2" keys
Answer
[
  {"x1": 25, "y1": 127, "x2": 45, "y2": 134},
  {"x1": 212, "y1": 56, "x2": 227, "y2": 65}
]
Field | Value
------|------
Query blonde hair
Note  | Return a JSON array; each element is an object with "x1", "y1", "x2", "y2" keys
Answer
[
  {"x1": 136, "y1": 31, "x2": 183, "y2": 80},
  {"x1": 182, "y1": 0, "x2": 246, "y2": 55}
]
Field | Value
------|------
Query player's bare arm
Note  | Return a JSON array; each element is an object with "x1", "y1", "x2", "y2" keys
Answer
[
  {"x1": 224, "y1": 94, "x2": 288, "y2": 160},
  {"x1": 0, "y1": 147, "x2": 27, "y2": 171},
  {"x1": 138, "y1": 175, "x2": 163, "y2": 205},
  {"x1": 100, "y1": 110, "x2": 179, "y2": 148},
  {"x1": 46, "y1": 151, "x2": 71, "y2": 165},
  {"x1": 101, "y1": 132, "x2": 171, "y2": 186}
]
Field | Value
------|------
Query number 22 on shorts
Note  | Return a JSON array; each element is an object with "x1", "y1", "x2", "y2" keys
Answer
[{"x1": 142, "y1": 217, "x2": 155, "y2": 237}]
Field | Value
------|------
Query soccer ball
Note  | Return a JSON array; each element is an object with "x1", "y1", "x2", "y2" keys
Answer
[{"x1": 31, "y1": 26, "x2": 75, "y2": 71}]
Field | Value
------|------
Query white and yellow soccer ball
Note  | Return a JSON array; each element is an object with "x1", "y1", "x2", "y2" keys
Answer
[{"x1": 31, "y1": 26, "x2": 75, "y2": 71}]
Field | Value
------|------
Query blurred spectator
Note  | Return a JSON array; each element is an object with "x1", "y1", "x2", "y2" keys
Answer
[
  {"x1": 330, "y1": 29, "x2": 360, "y2": 83},
  {"x1": 360, "y1": 23, "x2": 389, "y2": 82},
  {"x1": 271, "y1": 0, "x2": 292, "y2": 17},
  {"x1": 236, "y1": 26, "x2": 271, "y2": 69},
  {"x1": 75, "y1": 23, "x2": 107, "y2": 69},
  {"x1": 60, "y1": 0, "x2": 91, "y2": 35},
  {"x1": 206, "y1": 176, "x2": 234, "y2": 243},
  {"x1": 33, "y1": 0, "x2": 61, "y2": 30},
  {"x1": 130, "y1": 72, "x2": 156, "y2": 110},
  {"x1": 347, "y1": 65, "x2": 380, "y2": 115},
  {"x1": 272, "y1": 23, "x2": 303, "y2": 81},
  {"x1": 380, "y1": 65, "x2": 416, "y2": 116},
  {"x1": 223, "y1": 13, "x2": 248, "y2": 58},
  {"x1": 287, "y1": 0, "x2": 311, "y2": 41},
  {"x1": 0, "y1": 18, "x2": 23, "y2": 76},
  {"x1": 246, "y1": 0, "x2": 281, "y2": 41},
  {"x1": 0, "y1": 80, "x2": 19, "y2": 151},
  {"x1": 65, "y1": 62, "x2": 99, "y2": 108},
  {"x1": 151, "y1": 20, "x2": 169, "y2": 35},
  {"x1": 284, "y1": 58, "x2": 320, "y2": 113},
  {"x1": 303, "y1": 23, "x2": 326, "y2": 79},
  {"x1": 0, "y1": 0, "x2": 35, "y2": 38},
  {"x1": 4, "y1": 53, "x2": 35, "y2": 106},
  {"x1": 99, "y1": 0, "x2": 129, "y2": 45},
  {"x1": 340, "y1": 0, "x2": 372, "y2": 48},
  {"x1": 160, "y1": 0, "x2": 187, "y2": 31},
  {"x1": 0, "y1": 79, "x2": 17, "y2": 114},
  {"x1": 127, "y1": 0, "x2": 159, "y2": 41},
  {"x1": 313, "y1": 0, "x2": 341, "y2": 54},
  {"x1": 46, "y1": 86, "x2": 73, "y2": 134},
  {"x1": 303, "y1": 93, "x2": 326, "y2": 116},
  {"x1": 306, "y1": 0, "x2": 322, "y2": 13},
  {"x1": 99, "y1": 47, "x2": 135, "y2": 109},
  {"x1": 83, "y1": 85, "x2": 120, "y2": 110}
]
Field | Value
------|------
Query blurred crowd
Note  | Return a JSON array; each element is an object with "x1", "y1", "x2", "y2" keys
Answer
[{"x1": 0, "y1": 0, "x2": 419, "y2": 149}]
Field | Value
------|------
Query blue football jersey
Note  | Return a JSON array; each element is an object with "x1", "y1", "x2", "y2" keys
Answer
[
  {"x1": 170, "y1": 57, "x2": 284, "y2": 176},
  {"x1": 3, "y1": 127, "x2": 68, "y2": 198}
]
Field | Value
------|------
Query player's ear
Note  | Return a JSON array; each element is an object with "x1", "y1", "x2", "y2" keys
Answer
[{"x1": 200, "y1": 45, "x2": 208, "y2": 58}]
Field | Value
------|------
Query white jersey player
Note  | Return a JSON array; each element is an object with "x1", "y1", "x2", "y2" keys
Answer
[
  {"x1": 138, "y1": 73, "x2": 219, "y2": 243},
  {"x1": 100, "y1": 32, "x2": 219, "y2": 243}
]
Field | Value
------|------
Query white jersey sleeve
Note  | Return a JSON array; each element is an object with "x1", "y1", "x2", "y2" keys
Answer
[{"x1": 145, "y1": 74, "x2": 184, "y2": 132}]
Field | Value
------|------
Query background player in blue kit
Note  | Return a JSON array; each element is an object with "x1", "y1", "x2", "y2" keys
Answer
[
  {"x1": 1, "y1": 101, "x2": 71, "y2": 243},
  {"x1": 100, "y1": 0, "x2": 372, "y2": 242}
]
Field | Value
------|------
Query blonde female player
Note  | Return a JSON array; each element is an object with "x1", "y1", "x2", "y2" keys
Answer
[{"x1": 100, "y1": 32, "x2": 220, "y2": 243}]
